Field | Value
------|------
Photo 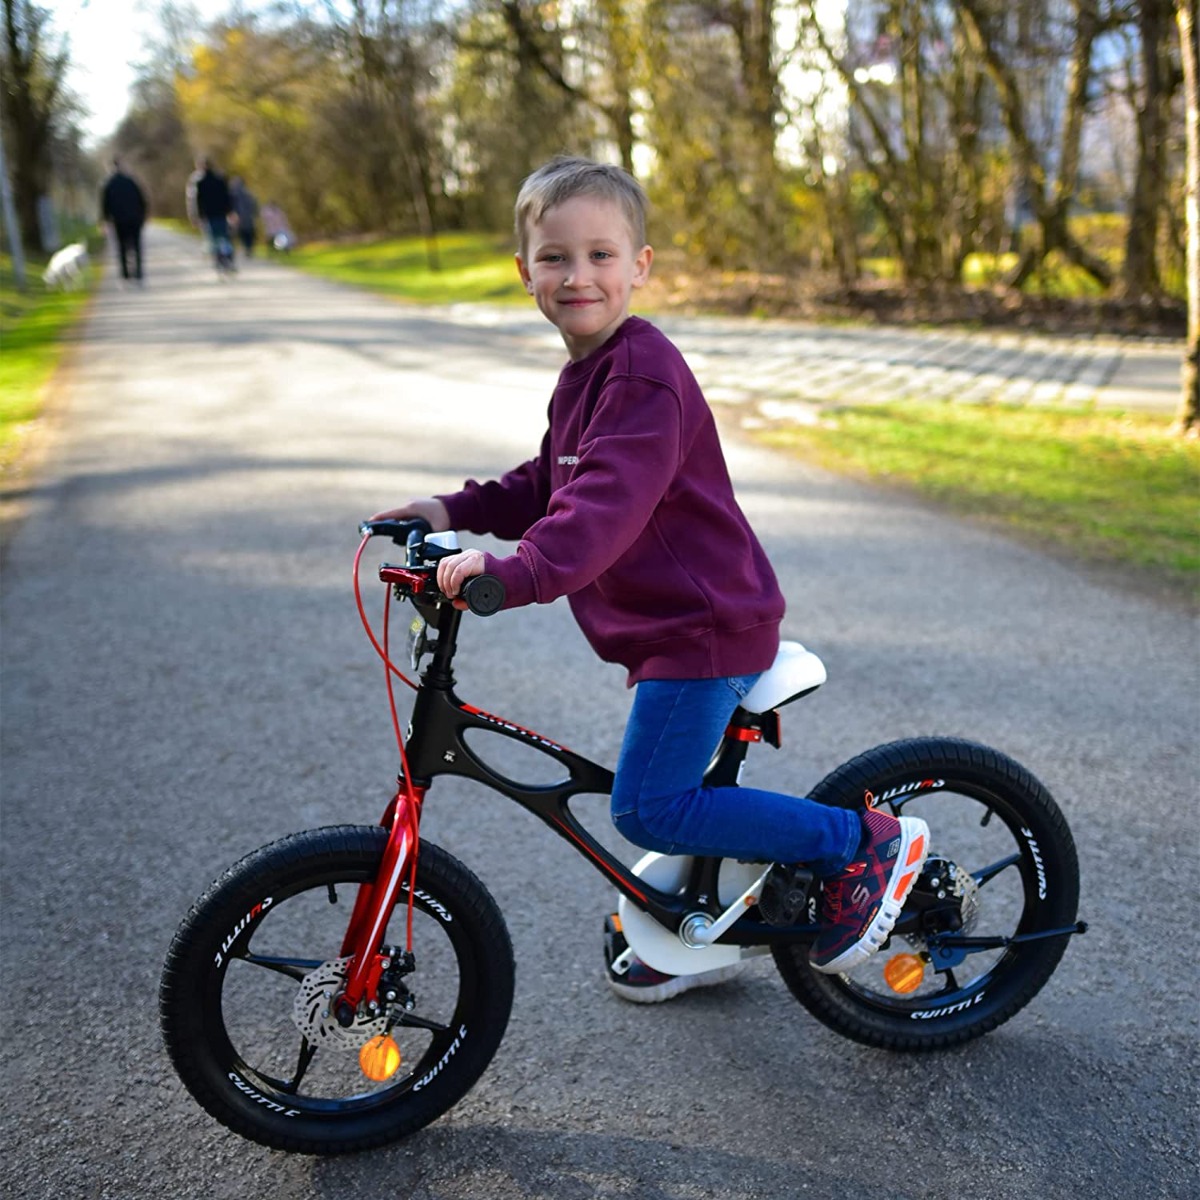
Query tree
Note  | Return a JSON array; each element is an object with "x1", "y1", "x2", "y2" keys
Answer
[
  {"x1": 1, "y1": 0, "x2": 73, "y2": 252},
  {"x1": 112, "y1": 3, "x2": 204, "y2": 222},
  {"x1": 958, "y1": 0, "x2": 1117, "y2": 291},
  {"x1": 1120, "y1": 0, "x2": 1182, "y2": 299},
  {"x1": 325, "y1": 1, "x2": 445, "y2": 261},
  {"x1": 1176, "y1": 0, "x2": 1198, "y2": 436},
  {"x1": 445, "y1": 1, "x2": 598, "y2": 229}
]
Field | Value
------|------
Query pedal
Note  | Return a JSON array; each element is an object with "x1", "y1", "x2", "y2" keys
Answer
[
  {"x1": 758, "y1": 865, "x2": 812, "y2": 926},
  {"x1": 603, "y1": 913, "x2": 635, "y2": 976}
]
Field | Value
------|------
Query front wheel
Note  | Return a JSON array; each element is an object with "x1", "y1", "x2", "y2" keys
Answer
[
  {"x1": 773, "y1": 737, "x2": 1080, "y2": 1050},
  {"x1": 160, "y1": 825, "x2": 514, "y2": 1154}
]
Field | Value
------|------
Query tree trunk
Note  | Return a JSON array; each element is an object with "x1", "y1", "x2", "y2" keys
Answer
[
  {"x1": 728, "y1": 0, "x2": 783, "y2": 248},
  {"x1": 3, "y1": 0, "x2": 62, "y2": 252},
  {"x1": 1121, "y1": 0, "x2": 1177, "y2": 299},
  {"x1": 1175, "y1": 0, "x2": 1199, "y2": 437}
]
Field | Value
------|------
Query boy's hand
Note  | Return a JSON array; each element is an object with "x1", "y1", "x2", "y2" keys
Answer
[
  {"x1": 368, "y1": 498, "x2": 450, "y2": 531},
  {"x1": 436, "y1": 549, "x2": 486, "y2": 608}
]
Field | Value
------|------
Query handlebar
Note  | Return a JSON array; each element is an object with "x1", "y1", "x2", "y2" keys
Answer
[
  {"x1": 361, "y1": 519, "x2": 506, "y2": 617},
  {"x1": 358, "y1": 516, "x2": 432, "y2": 545}
]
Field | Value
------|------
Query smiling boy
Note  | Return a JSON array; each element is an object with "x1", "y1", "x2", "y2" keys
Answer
[{"x1": 372, "y1": 156, "x2": 928, "y2": 1000}]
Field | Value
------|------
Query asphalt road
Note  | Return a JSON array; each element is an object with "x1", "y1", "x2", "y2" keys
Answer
[{"x1": 1, "y1": 227, "x2": 1196, "y2": 1200}]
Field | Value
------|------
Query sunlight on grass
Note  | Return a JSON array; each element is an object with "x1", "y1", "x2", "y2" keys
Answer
[
  {"x1": 758, "y1": 403, "x2": 1200, "y2": 590},
  {"x1": 1, "y1": 263, "x2": 93, "y2": 465},
  {"x1": 290, "y1": 233, "x2": 529, "y2": 305}
]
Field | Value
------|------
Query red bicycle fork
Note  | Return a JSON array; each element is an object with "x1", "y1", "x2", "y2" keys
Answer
[{"x1": 332, "y1": 784, "x2": 424, "y2": 1027}]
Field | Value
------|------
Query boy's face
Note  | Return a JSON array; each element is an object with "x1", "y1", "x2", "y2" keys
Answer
[{"x1": 516, "y1": 195, "x2": 652, "y2": 361}]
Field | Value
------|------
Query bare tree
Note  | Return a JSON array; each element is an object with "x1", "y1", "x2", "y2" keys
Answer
[
  {"x1": 1121, "y1": 0, "x2": 1182, "y2": 299},
  {"x1": 958, "y1": 0, "x2": 1116, "y2": 290},
  {"x1": 1176, "y1": 0, "x2": 1198, "y2": 436},
  {"x1": 1, "y1": 0, "x2": 72, "y2": 252}
]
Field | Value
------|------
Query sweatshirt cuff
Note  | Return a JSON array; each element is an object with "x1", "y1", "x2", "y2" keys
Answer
[{"x1": 483, "y1": 551, "x2": 538, "y2": 610}]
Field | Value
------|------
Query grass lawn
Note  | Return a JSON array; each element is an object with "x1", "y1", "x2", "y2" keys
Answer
[
  {"x1": 757, "y1": 402, "x2": 1199, "y2": 599},
  {"x1": 289, "y1": 232, "x2": 529, "y2": 305},
  {"x1": 0, "y1": 262, "x2": 94, "y2": 471}
]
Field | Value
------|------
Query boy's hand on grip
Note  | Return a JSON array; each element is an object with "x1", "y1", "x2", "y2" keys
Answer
[{"x1": 437, "y1": 549, "x2": 486, "y2": 609}]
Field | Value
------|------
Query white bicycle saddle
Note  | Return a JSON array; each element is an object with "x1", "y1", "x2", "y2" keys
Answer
[{"x1": 740, "y1": 641, "x2": 827, "y2": 714}]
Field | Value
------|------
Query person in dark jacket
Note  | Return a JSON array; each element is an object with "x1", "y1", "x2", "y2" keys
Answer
[
  {"x1": 187, "y1": 158, "x2": 234, "y2": 271},
  {"x1": 100, "y1": 159, "x2": 148, "y2": 281},
  {"x1": 369, "y1": 157, "x2": 929, "y2": 1002},
  {"x1": 229, "y1": 177, "x2": 259, "y2": 257}
]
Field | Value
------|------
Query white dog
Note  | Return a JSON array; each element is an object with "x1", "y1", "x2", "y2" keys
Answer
[{"x1": 42, "y1": 242, "x2": 90, "y2": 289}]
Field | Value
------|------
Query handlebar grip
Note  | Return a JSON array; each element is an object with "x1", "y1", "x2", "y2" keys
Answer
[{"x1": 461, "y1": 575, "x2": 505, "y2": 616}]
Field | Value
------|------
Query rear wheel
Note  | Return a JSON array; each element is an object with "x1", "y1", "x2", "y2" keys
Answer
[
  {"x1": 161, "y1": 825, "x2": 514, "y2": 1153},
  {"x1": 773, "y1": 737, "x2": 1080, "y2": 1050}
]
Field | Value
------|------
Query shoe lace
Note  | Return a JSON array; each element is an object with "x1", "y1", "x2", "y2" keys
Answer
[{"x1": 821, "y1": 878, "x2": 846, "y2": 923}]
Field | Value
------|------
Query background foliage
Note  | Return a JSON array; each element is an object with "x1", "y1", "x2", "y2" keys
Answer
[{"x1": 2, "y1": 0, "x2": 1187, "y2": 293}]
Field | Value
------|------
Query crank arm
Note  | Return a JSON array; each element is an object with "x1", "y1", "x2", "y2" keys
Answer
[{"x1": 682, "y1": 865, "x2": 773, "y2": 947}]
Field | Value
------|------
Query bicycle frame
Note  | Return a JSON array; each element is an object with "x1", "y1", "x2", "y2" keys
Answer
[{"x1": 333, "y1": 566, "x2": 815, "y2": 1025}]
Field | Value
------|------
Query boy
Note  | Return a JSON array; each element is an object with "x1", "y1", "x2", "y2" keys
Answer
[{"x1": 371, "y1": 156, "x2": 928, "y2": 1001}]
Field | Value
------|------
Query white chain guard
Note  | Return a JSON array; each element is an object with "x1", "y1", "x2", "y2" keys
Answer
[{"x1": 617, "y1": 852, "x2": 769, "y2": 976}]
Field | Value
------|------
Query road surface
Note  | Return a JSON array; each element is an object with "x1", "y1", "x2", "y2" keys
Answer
[{"x1": 1, "y1": 228, "x2": 1195, "y2": 1199}]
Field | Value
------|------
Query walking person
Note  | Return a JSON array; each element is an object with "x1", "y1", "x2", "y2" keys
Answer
[
  {"x1": 187, "y1": 158, "x2": 235, "y2": 274},
  {"x1": 100, "y1": 159, "x2": 148, "y2": 283},
  {"x1": 230, "y1": 176, "x2": 259, "y2": 258}
]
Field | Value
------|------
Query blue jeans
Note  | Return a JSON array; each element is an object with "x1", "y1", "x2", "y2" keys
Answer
[
  {"x1": 611, "y1": 676, "x2": 860, "y2": 877},
  {"x1": 205, "y1": 217, "x2": 232, "y2": 263}
]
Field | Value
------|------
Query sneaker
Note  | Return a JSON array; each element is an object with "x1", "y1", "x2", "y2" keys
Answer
[
  {"x1": 809, "y1": 807, "x2": 929, "y2": 975},
  {"x1": 604, "y1": 913, "x2": 745, "y2": 1004}
]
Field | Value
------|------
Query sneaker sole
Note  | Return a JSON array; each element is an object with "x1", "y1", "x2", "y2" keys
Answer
[
  {"x1": 811, "y1": 816, "x2": 930, "y2": 976},
  {"x1": 606, "y1": 961, "x2": 747, "y2": 1005}
]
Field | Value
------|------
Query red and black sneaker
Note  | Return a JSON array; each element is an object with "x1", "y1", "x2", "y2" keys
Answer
[
  {"x1": 809, "y1": 807, "x2": 929, "y2": 975},
  {"x1": 604, "y1": 913, "x2": 745, "y2": 1004}
]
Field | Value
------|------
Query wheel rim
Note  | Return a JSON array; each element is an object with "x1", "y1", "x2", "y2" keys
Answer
[
  {"x1": 203, "y1": 865, "x2": 477, "y2": 1116},
  {"x1": 820, "y1": 781, "x2": 1061, "y2": 1014}
]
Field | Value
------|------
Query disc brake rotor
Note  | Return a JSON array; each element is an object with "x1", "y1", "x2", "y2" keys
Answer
[
  {"x1": 903, "y1": 856, "x2": 981, "y2": 952},
  {"x1": 291, "y1": 956, "x2": 388, "y2": 1050}
]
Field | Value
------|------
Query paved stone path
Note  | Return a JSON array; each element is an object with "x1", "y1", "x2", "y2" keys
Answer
[{"x1": 445, "y1": 305, "x2": 1185, "y2": 422}]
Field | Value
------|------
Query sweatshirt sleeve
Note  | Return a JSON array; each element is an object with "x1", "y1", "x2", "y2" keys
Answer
[
  {"x1": 437, "y1": 428, "x2": 552, "y2": 542},
  {"x1": 482, "y1": 375, "x2": 685, "y2": 609}
]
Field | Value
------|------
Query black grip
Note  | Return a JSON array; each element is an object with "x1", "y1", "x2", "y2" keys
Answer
[
  {"x1": 461, "y1": 575, "x2": 505, "y2": 616},
  {"x1": 359, "y1": 516, "x2": 433, "y2": 545}
]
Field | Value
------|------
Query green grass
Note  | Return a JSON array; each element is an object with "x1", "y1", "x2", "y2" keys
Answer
[
  {"x1": 1, "y1": 257, "x2": 94, "y2": 469},
  {"x1": 758, "y1": 402, "x2": 1200, "y2": 596},
  {"x1": 289, "y1": 232, "x2": 529, "y2": 305}
]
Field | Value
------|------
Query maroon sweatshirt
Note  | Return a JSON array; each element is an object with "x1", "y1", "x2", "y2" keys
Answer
[{"x1": 438, "y1": 317, "x2": 785, "y2": 684}]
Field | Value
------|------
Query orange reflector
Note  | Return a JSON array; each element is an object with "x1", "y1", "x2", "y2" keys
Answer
[
  {"x1": 883, "y1": 953, "x2": 925, "y2": 994},
  {"x1": 359, "y1": 1034, "x2": 402, "y2": 1081}
]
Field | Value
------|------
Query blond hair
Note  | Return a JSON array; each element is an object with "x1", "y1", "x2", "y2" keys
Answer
[{"x1": 514, "y1": 156, "x2": 648, "y2": 258}]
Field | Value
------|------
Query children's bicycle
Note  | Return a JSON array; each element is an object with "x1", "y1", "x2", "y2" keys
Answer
[{"x1": 160, "y1": 519, "x2": 1087, "y2": 1155}]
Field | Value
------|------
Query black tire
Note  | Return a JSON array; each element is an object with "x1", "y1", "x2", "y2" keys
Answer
[
  {"x1": 161, "y1": 825, "x2": 514, "y2": 1154},
  {"x1": 773, "y1": 737, "x2": 1080, "y2": 1050}
]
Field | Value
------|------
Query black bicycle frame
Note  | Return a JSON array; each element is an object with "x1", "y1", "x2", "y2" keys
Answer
[{"x1": 395, "y1": 584, "x2": 815, "y2": 947}]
